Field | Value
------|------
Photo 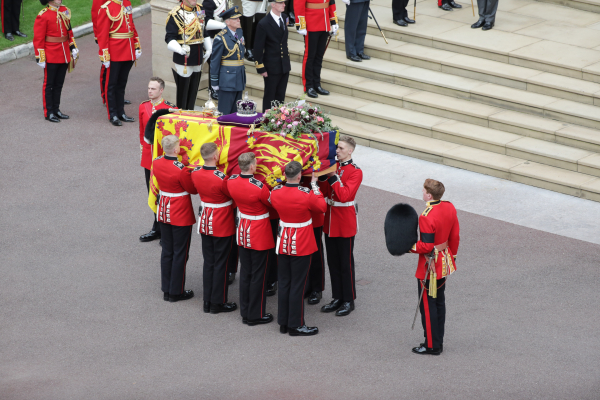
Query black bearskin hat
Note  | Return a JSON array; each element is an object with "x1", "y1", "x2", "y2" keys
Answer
[
  {"x1": 384, "y1": 203, "x2": 419, "y2": 256},
  {"x1": 144, "y1": 108, "x2": 173, "y2": 146}
]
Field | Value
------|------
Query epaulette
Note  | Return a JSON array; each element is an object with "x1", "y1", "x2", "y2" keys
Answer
[
  {"x1": 140, "y1": 99, "x2": 150, "y2": 104},
  {"x1": 298, "y1": 186, "x2": 310, "y2": 194},
  {"x1": 214, "y1": 170, "x2": 226, "y2": 180},
  {"x1": 100, "y1": 1, "x2": 111, "y2": 9},
  {"x1": 249, "y1": 177, "x2": 263, "y2": 188},
  {"x1": 164, "y1": 100, "x2": 176, "y2": 108},
  {"x1": 173, "y1": 161, "x2": 184, "y2": 169},
  {"x1": 154, "y1": 155, "x2": 164, "y2": 160},
  {"x1": 230, "y1": 174, "x2": 239, "y2": 179},
  {"x1": 38, "y1": 8, "x2": 48, "y2": 16},
  {"x1": 62, "y1": 7, "x2": 71, "y2": 19},
  {"x1": 193, "y1": 166, "x2": 202, "y2": 172},
  {"x1": 422, "y1": 207, "x2": 433, "y2": 217},
  {"x1": 273, "y1": 184, "x2": 283, "y2": 191},
  {"x1": 168, "y1": 4, "x2": 181, "y2": 16},
  {"x1": 351, "y1": 162, "x2": 361, "y2": 170}
]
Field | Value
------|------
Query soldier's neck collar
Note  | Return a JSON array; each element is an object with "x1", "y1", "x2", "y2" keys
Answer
[
  {"x1": 48, "y1": 4, "x2": 59, "y2": 11},
  {"x1": 241, "y1": 174, "x2": 253, "y2": 178},
  {"x1": 151, "y1": 97, "x2": 163, "y2": 106},
  {"x1": 165, "y1": 155, "x2": 178, "y2": 160},
  {"x1": 202, "y1": 165, "x2": 217, "y2": 170},
  {"x1": 426, "y1": 200, "x2": 441, "y2": 206},
  {"x1": 285, "y1": 183, "x2": 299, "y2": 187},
  {"x1": 340, "y1": 159, "x2": 353, "y2": 167},
  {"x1": 182, "y1": 4, "x2": 195, "y2": 11}
]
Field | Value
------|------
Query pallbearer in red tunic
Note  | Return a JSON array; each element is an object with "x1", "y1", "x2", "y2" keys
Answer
[
  {"x1": 34, "y1": 0, "x2": 78, "y2": 123},
  {"x1": 191, "y1": 143, "x2": 238, "y2": 314},
  {"x1": 270, "y1": 161, "x2": 326, "y2": 336},
  {"x1": 319, "y1": 136, "x2": 362, "y2": 317},
  {"x1": 227, "y1": 152, "x2": 275, "y2": 326},
  {"x1": 139, "y1": 77, "x2": 177, "y2": 243},
  {"x1": 410, "y1": 179, "x2": 460, "y2": 356},
  {"x1": 153, "y1": 135, "x2": 198, "y2": 302},
  {"x1": 301, "y1": 176, "x2": 325, "y2": 305},
  {"x1": 96, "y1": 0, "x2": 141, "y2": 126}
]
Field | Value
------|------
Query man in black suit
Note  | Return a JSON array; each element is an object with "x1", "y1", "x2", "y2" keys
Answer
[
  {"x1": 391, "y1": 0, "x2": 415, "y2": 27},
  {"x1": 253, "y1": 0, "x2": 291, "y2": 112}
]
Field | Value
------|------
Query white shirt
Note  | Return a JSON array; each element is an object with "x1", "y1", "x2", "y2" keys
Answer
[{"x1": 270, "y1": 11, "x2": 284, "y2": 28}]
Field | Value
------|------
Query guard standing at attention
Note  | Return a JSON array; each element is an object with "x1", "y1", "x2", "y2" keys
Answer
[
  {"x1": 319, "y1": 136, "x2": 362, "y2": 317},
  {"x1": 410, "y1": 179, "x2": 460, "y2": 356},
  {"x1": 202, "y1": 0, "x2": 227, "y2": 100},
  {"x1": 240, "y1": 0, "x2": 266, "y2": 62},
  {"x1": 34, "y1": 0, "x2": 78, "y2": 123},
  {"x1": 342, "y1": 0, "x2": 370, "y2": 62},
  {"x1": 227, "y1": 152, "x2": 275, "y2": 326},
  {"x1": 391, "y1": 0, "x2": 414, "y2": 27},
  {"x1": 191, "y1": 143, "x2": 238, "y2": 314},
  {"x1": 165, "y1": 0, "x2": 212, "y2": 110},
  {"x1": 138, "y1": 77, "x2": 177, "y2": 243},
  {"x1": 294, "y1": 0, "x2": 338, "y2": 98},
  {"x1": 210, "y1": 6, "x2": 246, "y2": 115},
  {"x1": 270, "y1": 162, "x2": 327, "y2": 336},
  {"x1": 252, "y1": 0, "x2": 291, "y2": 112},
  {"x1": 97, "y1": 0, "x2": 141, "y2": 126},
  {"x1": 153, "y1": 135, "x2": 197, "y2": 303}
]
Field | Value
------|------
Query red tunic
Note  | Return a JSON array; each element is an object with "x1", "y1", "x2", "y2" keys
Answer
[
  {"x1": 270, "y1": 183, "x2": 327, "y2": 256},
  {"x1": 319, "y1": 159, "x2": 363, "y2": 238},
  {"x1": 410, "y1": 200, "x2": 460, "y2": 280},
  {"x1": 33, "y1": 5, "x2": 77, "y2": 64},
  {"x1": 191, "y1": 166, "x2": 235, "y2": 237},
  {"x1": 153, "y1": 155, "x2": 198, "y2": 226},
  {"x1": 302, "y1": 177, "x2": 324, "y2": 228},
  {"x1": 91, "y1": 0, "x2": 103, "y2": 41},
  {"x1": 96, "y1": 0, "x2": 140, "y2": 62},
  {"x1": 138, "y1": 99, "x2": 177, "y2": 170},
  {"x1": 227, "y1": 174, "x2": 275, "y2": 251},
  {"x1": 294, "y1": 0, "x2": 337, "y2": 32}
]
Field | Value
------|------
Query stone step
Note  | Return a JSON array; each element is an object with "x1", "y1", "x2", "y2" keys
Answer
[
  {"x1": 533, "y1": 0, "x2": 600, "y2": 15},
  {"x1": 194, "y1": 90, "x2": 600, "y2": 201},
  {"x1": 242, "y1": 75, "x2": 600, "y2": 177},
  {"x1": 283, "y1": 41, "x2": 600, "y2": 130}
]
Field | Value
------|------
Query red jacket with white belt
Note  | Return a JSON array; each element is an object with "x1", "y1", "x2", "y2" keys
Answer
[
  {"x1": 319, "y1": 159, "x2": 362, "y2": 238},
  {"x1": 153, "y1": 155, "x2": 197, "y2": 226},
  {"x1": 191, "y1": 166, "x2": 235, "y2": 237}
]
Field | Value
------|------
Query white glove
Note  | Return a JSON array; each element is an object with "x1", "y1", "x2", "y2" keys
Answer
[
  {"x1": 167, "y1": 39, "x2": 186, "y2": 56},
  {"x1": 71, "y1": 48, "x2": 79, "y2": 58},
  {"x1": 135, "y1": 49, "x2": 142, "y2": 59},
  {"x1": 37, "y1": 62, "x2": 46, "y2": 68},
  {"x1": 206, "y1": 19, "x2": 226, "y2": 31},
  {"x1": 212, "y1": 85, "x2": 219, "y2": 92},
  {"x1": 297, "y1": 28, "x2": 307, "y2": 36},
  {"x1": 342, "y1": 0, "x2": 350, "y2": 4},
  {"x1": 331, "y1": 24, "x2": 339, "y2": 35},
  {"x1": 103, "y1": 61, "x2": 110, "y2": 68},
  {"x1": 203, "y1": 37, "x2": 213, "y2": 65}
]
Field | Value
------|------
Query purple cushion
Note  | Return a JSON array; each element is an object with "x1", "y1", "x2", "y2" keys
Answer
[{"x1": 217, "y1": 112, "x2": 265, "y2": 127}]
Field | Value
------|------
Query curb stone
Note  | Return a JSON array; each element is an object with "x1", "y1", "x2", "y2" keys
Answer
[{"x1": 0, "y1": 2, "x2": 150, "y2": 64}]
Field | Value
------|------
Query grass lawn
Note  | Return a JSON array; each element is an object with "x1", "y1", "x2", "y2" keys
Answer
[{"x1": 1, "y1": 0, "x2": 148, "y2": 52}]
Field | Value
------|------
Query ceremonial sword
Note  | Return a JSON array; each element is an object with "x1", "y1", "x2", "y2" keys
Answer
[
  {"x1": 368, "y1": 8, "x2": 388, "y2": 44},
  {"x1": 411, "y1": 253, "x2": 434, "y2": 330}
]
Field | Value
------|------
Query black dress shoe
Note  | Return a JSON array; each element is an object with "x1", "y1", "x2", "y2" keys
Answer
[
  {"x1": 449, "y1": 1, "x2": 462, "y2": 7},
  {"x1": 169, "y1": 289, "x2": 194, "y2": 302},
  {"x1": 56, "y1": 110, "x2": 69, "y2": 119},
  {"x1": 288, "y1": 325, "x2": 319, "y2": 336},
  {"x1": 335, "y1": 301, "x2": 355, "y2": 316},
  {"x1": 45, "y1": 113, "x2": 60, "y2": 123},
  {"x1": 247, "y1": 313, "x2": 274, "y2": 326},
  {"x1": 482, "y1": 22, "x2": 494, "y2": 31},
  {"x1": 139, "y1": 230, "x2": 160, "y2": 242},
  {"x1": 5, "y1": 33, "x2": 14, "y2": 41},
  {"x1": 404, "y1": 17, "x2": 415, "y2": 24},
  {"x1": 471, "y1": 19, "x2": 485, "y2": 28},
  {"x1": 280, "y1": 325, "x2": 288, "y2": 334},
  {"x1": 412, "y1": 345, "x2": 441, "y2": 355},
  {"x1": 110, "y1": 116, "x2": 122, "y2": 126},
  {"x1": 358, "y1": 52, "x2": 370, "y2": 60},
  {"x1": 308, "y1": 291, "x2": 322, "y2": 305},
  {"x1": 163, "y1": 292, "x2": 169, "y2": 301},
  {"x1": 316, "y1": 86, "x2": 330, "y2": 95},
  {"x1": 118, "y1": 114, "x2": 135, "y2": 122},
  {"x1": 228, "y1": 272, "x2": 236, "y2": 285},
  {"x1": 347, "y1": 54, "x2": 362, "y2": 62},
  {"x1": 439, "y1": 3, "x2": 453, "y2": 10},
  {"x1": 306, "y1": 88, "x2": 318, "y2": 98},
  {"x1": 14, "y1": 30, "x2": 27, "y2": 38},
  {"x1": 265, "y1": 282, "x2": 277, "y2": 297},
  {"x1": 420, "y1": 341, "x2": 443, "y2": 353},
  {"x1": 394, "y1": 19, "x2": 408, "y2": 27},
  {"x1": 203, "y1": 301, "x2": 211, "y2": 313},
  {"x1": 245, "y1": 49, "x2": 255, "y2": 62},
  {"x1": 210, "y1": 302, "x2": 237, "y2": 314},
  {"x1": 321, "y1": 299, "x2": 342, "y2": 313},
  {"x1": 124, "y1": 99, "x2": 131, "y2": 105}
]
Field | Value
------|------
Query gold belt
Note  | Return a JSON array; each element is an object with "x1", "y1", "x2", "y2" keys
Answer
[
  {"x1": 176, "y1": 38, "x2": 204, "y2": 44},
  {"x1": 306, "y1": 3, "x2": 329, "y2": 9},
  {"x1": 221, "y1": 60, "x2": 244, "y2": 66},
  {"x1": 109, "y1": 32, "x2": 134, "y2": 39}
]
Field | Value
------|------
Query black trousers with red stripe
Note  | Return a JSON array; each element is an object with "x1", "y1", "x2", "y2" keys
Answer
[
  {"x1": 238, "y1": 246, "x2": 269, "y2": 320},
  {"x1": 159, "y1": 223, "x2": 192, "y2": 296},
  {"x1": 277, "y1": 254, "x2": 311, "y2": 328},
  {"x1": 307, "y1": 226, "x2": 325, "y2": 293},
  {"x1": 105, "y1": 60, "x2": 133, "y2": 119},
  {"x1": 267, "y1": 218, "x2": 279, "y2": 286},
  {"x1": 302, "y1": 31, "x2": 329, "y2": 92},
  {"x1": 201, "y1": 234, "x2": 234, "y2": 304},
  {"x1": 418, "y1": 278, "x2": 447, "y2": 349},
  {"x1": 324, "y1": 235, "x2": 356, "y2": 301},
  {"x1": 42, "y1": 63, "x2": 68, "y2": 118},
  {"x1": 100, "y1": 64, "x2": 107, "y2": 104},
  {"x1": 144, "y1": 168, "x2": 160, "y2": 234}
]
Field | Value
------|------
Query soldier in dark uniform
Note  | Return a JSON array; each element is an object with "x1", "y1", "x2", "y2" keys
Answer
[
  {"x1": 252, "y1": 0, "x2": 291, "y2": 112},
  {"x1": 210, "y1": 6, "x2": 247, "y2": 115},
  {"x1": 202, "y1": 0, "x2": 227, "y2": 100},
  {"x1": 342, "y1": 0, "x2": 370, "y2": 62}
]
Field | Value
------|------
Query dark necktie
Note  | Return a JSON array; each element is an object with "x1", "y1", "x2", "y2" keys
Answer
[{"x1": 279, "y1": 18, "x2": 284, "y2": 32}]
